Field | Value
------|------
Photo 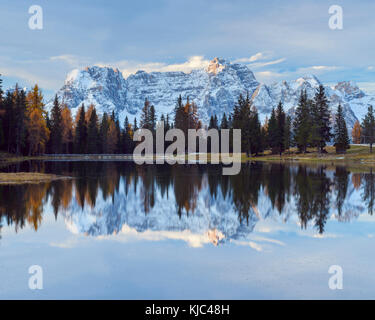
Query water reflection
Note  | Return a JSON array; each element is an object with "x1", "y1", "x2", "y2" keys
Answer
[{"x1": 0, "y1": 162, "x2": 372, "y2": 245}]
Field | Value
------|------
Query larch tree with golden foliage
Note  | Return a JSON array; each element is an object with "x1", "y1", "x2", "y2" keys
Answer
[
  {"x1": 26, "y1": 85, "x2": 50, "y2": 155},
  {"x1": 352, "y1": 120, "x2": 361, "y2": 144},
  {"x1": 61, "y1": 103, "x2": 73, "y2": 153}
]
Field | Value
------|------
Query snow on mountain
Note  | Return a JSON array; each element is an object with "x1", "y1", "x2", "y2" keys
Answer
[
  {"x1": 46, "y1": 57, "x2": 375, "y2": 129},
  {"x1": 56, "y1": 172, "x2": 366, "y2": 247}
]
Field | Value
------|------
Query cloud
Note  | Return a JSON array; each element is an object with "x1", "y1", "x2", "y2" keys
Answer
[
  {"x1": 97, "y1": 56, "x2": 211, "y2": 78},
  {"x1": 248, "y1": 58, "x2": 286, "y2": 69},
  {"x1": 234, "y1": 51, "x2": 276, "y2": 63},
  {"x1": 297, "y1": 65, "x2": 340, "y2": 74},
  {"x1": 254, "y1": 70, "x2": 286, "y2": 83},
  {"x1": 50, "y1": 54, "x2": 91, "y2": 68}
]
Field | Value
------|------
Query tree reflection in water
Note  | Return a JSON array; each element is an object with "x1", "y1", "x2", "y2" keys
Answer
[{"x1": 0, "y1": 161, "x2": 372, "y2": 237}]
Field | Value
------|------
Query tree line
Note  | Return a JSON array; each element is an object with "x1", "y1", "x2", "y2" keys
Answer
[{"x1": 0, "y1": 74, "x2": 371, "y2": 156}]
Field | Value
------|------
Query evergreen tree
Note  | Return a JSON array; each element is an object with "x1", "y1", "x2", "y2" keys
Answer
[
  {"x1": 13, "y1": 86, "x2": 27, "y2": 155},
  {"x1": 50, "y1": 95, "x2": 63, "y2": 154},
  {"x1": 333, "y1": 104, "x2": 350, "y2": 153},
  {"x1": 165, "y1": 114, "x2": 171, "y2": 131},
  {"x1": 140, "y1": 98, "x2": 153, "y2": 130},
  {"x1": 232, "y1": 94, "x2": 252, "y2": 156},
  {"x1": 284, "y1": 115, "x2": 292, "y2": 151},
  {"x1": 115, "y1": 118, "x2": 121, "y2": 153},
  {"x1": 275, "y1": 101, "x2": 286, "y2": 156},
  {"x1": 0, "y1": 74, "x2": 3, "y2": 150},
  {"x1": 74, "y1": 104, "x2": 87, "y2": 153},
  {"x1": 313, "y1": 85, "x2": 332, "y2": 153},
  {"x1": 149, "y1": 104, "x2": 156, "y2": 133},
  {"x1": 220, "y1": 113, "x2": 228, "y2": 130},
  {"x1": 293, "y1": 90, "x2": 311, "y2": 153},
  {"x1": 249, "y1": 106, "x2": 263, "y2": 155},
  {"x1": 267, "y1": 108, "x2": 278, "y2": 154},
  {"x1": 362, "y1": 105, "x2": 375, "y2": 153},
  {"x1": 3, "y1": 91, "x2": 15, "y2": 152},
  {"x1": 122, "y1": 116, "x2": 133, "y2": 153},
  {"x1": 99, "y1": 112, "x2": 109, "y2": 153},
  {"x1": 87, "y1": 107, "x2": 99, "y2": 154}
]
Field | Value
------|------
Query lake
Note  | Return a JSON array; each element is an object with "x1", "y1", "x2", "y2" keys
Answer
[{"x1": 0, "y1": 161, "x2": 374, "y2": 299}]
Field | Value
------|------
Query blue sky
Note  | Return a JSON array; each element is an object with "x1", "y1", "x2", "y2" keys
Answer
[{"x1": 1, "y1": 0, "x2": 375, "y2": 99}]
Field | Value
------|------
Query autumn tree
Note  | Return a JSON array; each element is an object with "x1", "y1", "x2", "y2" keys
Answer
[
  {"x1": 26, "y1": 85, "x2": 50, "y2": 155},
  {"x1": 61, "y1": 104, "x2": 73, "y2": 153},
  {"x1": 107, "y1": 119, "x2": 118, "y2": 153},
  {"x1": 352, "y1": 120, "x2": 361, "y2": 144}
]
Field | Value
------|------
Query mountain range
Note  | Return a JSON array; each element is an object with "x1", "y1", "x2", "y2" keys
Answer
[{"x1": 46, "y1": 57, "x2": 375, "y2": 130}]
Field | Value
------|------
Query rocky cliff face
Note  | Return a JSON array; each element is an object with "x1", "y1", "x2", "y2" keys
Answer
[{"x1": 46, "y1": 57, "x2": 375, "y2": 129}]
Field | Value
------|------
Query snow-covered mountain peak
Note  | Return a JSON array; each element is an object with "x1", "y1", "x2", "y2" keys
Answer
[
  {"x1": 206, "y1": 57, "x2": 228, "y2": 75},
  {"x1": 293, "y1": 74, "x2": 321, "y2": 89},
  {"x1": 334, "y1": 81, "x2": 365, "y2": 100},
  {"x1": 47, "y1": 57, "x2": 375, "y2": 131}
]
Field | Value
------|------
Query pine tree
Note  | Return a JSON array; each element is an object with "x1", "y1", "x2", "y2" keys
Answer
[
  {"x1": 249, "y1": 106, "x2": 262, "y2": 155},
  {"x1": 352, "y1": 120, "x2": 361, "y2": 144},
  {"x1": 149, "y1": 104, "x2": 156, "y2": 133},
  {"x1": 232, "y1": 94, "x2": 252, "y2": 156},
  {"x1": 362, "y1": 105, "x2": 375, "y2": 153},
  {"x1": 140, "y1": 98, "x2": 152, "y2": 130},
  {"x1": 333, "y1": 104, "x2": 350, "y2": 153},
  {"x1": 87, "y1": 107, "x2": 99, "y2": 154},
  {"x1": 313, "y1": 85, "x2": 332, "y2": 153},
  {"x1": 74, "y1": 104, "x2": 87, "y2": 154},
  {"x1": 13, "y1": 86, "x2": 27, "y2": 155},
  {"x1": 99, "y1": 112, "x2": 109, "y2": 153},
  {"x1": 0, "y1": 74, "x2": 4, "y2": 150},
  {"x1": 284, "y1": 115, "x2": 292, "y2": 151},
  {"x1": 293, "y1": 90, "x2": 312, "y2": 153},
  {"x1": 267, "y1": 108, "x2": 278, "y2": 154},
  {"x1": 220, "y1": 113, "x2": 228, "y2": 130},
  {"x1": 50, "y1": 95, "x2": 63, "y2": 154},
  {"x1": 275, "y1": 101, "x2": 286, "y2": 156}
]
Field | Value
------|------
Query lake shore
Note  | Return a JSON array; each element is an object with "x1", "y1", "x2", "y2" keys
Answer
[
  {"x1": 1, "y1": 145, "x2": 375, "y2": 167},
  {"x1": 0, "y1": 172, "x2": 71, "y2": 185}
]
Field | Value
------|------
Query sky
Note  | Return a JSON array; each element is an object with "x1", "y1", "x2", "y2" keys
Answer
[{"x1": 1, "y1": 0, "x2": 375, "y2": 99}]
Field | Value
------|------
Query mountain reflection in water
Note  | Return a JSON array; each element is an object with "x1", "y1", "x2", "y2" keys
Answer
[{"x1": 0, "y1": 162, "x2": 372, "y2": 246}]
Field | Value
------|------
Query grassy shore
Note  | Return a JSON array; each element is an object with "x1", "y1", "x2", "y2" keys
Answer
[
  {"x1": 246, "y1": 145, "x2": 373, "y2": 162},
  {"x1": 1, "y1": 145, "x2": 375, "y2": 167},
  {"x1": 0, "y1": 172, "x2": 71, "y2": 185}
]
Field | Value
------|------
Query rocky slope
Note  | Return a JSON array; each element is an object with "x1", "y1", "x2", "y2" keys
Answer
[{"x1": 46, "y1": 57, "x2": 375, "y2": 129}]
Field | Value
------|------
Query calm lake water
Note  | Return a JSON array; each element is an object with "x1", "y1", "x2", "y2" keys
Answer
[{"x1": 0, "y1": 161, "x2": 374, "y2": 299}]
